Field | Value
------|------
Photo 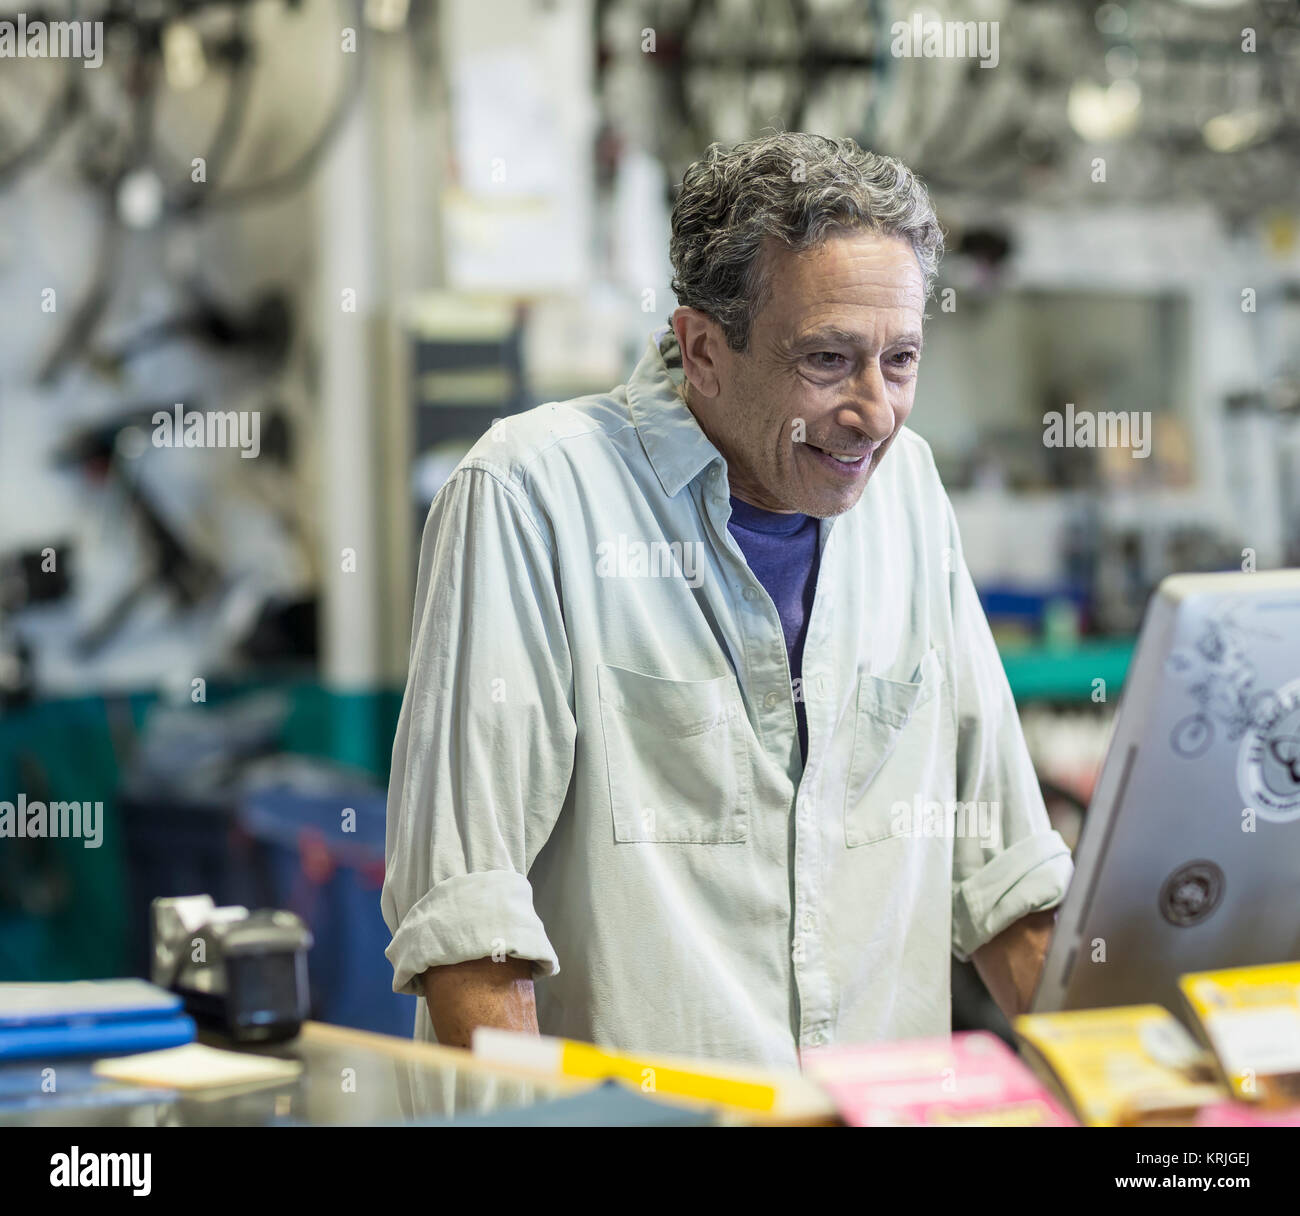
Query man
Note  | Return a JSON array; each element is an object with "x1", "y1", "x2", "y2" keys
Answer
[{"x1": 382, "y1": 132, "x2": 1073, "y2": 1067}]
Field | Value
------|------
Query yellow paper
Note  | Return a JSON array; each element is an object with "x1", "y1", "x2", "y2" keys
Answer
[
  {"x1": 1179, "y1": 961, "x2": 1300, "y2": 1104},
  {"x1": 1014, "y1": 1005, "x2": 1225, "y2": 1126},
  {"x1": 558, "y1": 1040, "x2": 777, "y2": 1112},
  {"x1": 94, "y1": 1043, "x2": 302, "y2": 1091}
]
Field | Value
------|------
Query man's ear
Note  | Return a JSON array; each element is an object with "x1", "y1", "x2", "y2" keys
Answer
[{"x1": 671, "y1": 307, "x2": 725, "y2": 400}]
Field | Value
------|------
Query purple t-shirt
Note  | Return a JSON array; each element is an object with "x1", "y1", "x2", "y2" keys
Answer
[{"x1": 726, "y1": 496, "x2": 821, "y2": 764}]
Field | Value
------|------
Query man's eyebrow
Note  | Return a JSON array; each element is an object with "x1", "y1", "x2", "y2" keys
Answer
[
  {"x1": 795, "y1": 326, "x2": 925, "y2": 350},
  {"x1": 796, "y1": 326, "x2": 862, "y2": 347}
]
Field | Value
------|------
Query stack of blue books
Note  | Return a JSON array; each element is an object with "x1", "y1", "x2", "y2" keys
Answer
[{"x1": 0, "y1": 979, "x2": 195, "y2": 1061}]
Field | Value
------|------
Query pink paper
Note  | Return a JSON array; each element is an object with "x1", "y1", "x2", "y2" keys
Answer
[{"x1": 803, "y1": 1031, "x2": 1075, "y2": 1127}]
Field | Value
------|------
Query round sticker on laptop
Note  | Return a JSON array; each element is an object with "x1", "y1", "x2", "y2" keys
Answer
[{"x1": 1237, "y1": 678, "x2": 1300, "y2": 822}]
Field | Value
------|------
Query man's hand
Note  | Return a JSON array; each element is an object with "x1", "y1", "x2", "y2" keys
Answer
[
  {"x1": 970, "y1": 908, "x2": 1058, "y2": 1022},
  {"x1": 420, "y1": 957, "x2": 539, "y2": 1049}
]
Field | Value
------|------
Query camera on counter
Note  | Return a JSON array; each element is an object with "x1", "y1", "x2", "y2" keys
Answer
[{"x1": 151, "y1": 894, "x2": 312, "y2": 1043}]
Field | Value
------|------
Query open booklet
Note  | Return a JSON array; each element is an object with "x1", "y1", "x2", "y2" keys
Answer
[
  {"x1": 1016, "y1": 965, "x2": 1300, "y2": 1129},
  {"x1": 1013, "y1": 1005, "x2": 1226, "y2": 1126},
  {"x1": 1178, "y1": 960, "x2": 1300, "y2": 1112}
]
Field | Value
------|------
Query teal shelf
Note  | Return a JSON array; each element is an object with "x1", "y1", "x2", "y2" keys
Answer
[
  {"x1": 0, "y1": 680, "x2": 401, "y2": 984},
  {"x1": 998, "y1": 639, "x2": 1136, "y2": 703}
]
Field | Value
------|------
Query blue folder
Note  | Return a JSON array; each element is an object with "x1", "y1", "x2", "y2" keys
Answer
[
  {"x1": 0, "y1": 1013, "x2": 196, "y2": 1061},
  {"x1": 0, "y1": 980, "x2": 196, "y2": 1061}
]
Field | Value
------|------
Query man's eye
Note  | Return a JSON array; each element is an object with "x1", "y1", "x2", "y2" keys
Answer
[
  {"x1": 890, "y1": 350, "x2": 918, "y2": 368},
  {"x1": 810, "y1": 352, "x2": 847, "y2": 369}
]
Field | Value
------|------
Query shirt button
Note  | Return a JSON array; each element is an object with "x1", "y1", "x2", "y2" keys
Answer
[
  {"x1": 808, "y1": 1030, "x2": 827, "y2": 1047},
  {"x1": 802, "y1": 912, "x2": 816, "y2": 932},
  {"x1": 742, "y1": 587, "x2": 757, "y2": 601},
  {"x1": 713, "y1": 496, "x2": 726, "y2": 508},
  {"x1": 763, "y1": 691, "x2": 779, "y2": 709}
]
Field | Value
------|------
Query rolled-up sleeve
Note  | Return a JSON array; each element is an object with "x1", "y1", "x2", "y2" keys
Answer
[
  {"x1": 942, "y1": 494, "x2": 1074, "y2": 963},
  {"x1": 382, "y1": 464, "x2": 576, "y2": 994}
]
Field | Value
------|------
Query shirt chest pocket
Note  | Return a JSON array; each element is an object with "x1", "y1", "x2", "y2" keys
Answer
[
  {"x1": 843, "y1": 647, "x2": 951, "y2": 848},
  {"x1": 597, "y1": 664, "x2": 750, "y2": 843}
]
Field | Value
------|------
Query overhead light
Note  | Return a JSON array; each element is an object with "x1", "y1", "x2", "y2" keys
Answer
[
  {"x1": 1104, "y1": 45, "x2": 1138, "y2": 78},
  {"x1": 116, "y1": 427, "x2": 148, "y2": 461},
  {"x1": 117, "y1": 168, "x2": 165, "y2": 230},
  {"x1": 1067, "y1": 78, "x2": 1142, "y2": 142},
  {"x1": 365, "y1": 0, "x2": 410, "y2": 31},
  {"x1": 1203, "y1": 109, "x2": 1268, "y2": 153},
  {"x1": 1094, "y1": 4, "x2": 1128, "y2": 36},
  {"x1": 163, "y1": 21, "x2": 206, "y2": 91}
]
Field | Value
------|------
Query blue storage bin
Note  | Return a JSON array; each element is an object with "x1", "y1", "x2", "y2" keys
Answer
[{"x1": 237, "y1": 785, "x2": 415, "y2": 1037}]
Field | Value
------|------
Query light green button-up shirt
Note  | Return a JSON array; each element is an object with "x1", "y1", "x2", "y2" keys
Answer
[{"x1": 383, "y1": 327, "x2": 1073, "y2": 1068}]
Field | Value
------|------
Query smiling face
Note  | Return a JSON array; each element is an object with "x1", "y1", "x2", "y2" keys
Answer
[{"x1": 673, "y1": 230, "x2": 926, "y2": 518}]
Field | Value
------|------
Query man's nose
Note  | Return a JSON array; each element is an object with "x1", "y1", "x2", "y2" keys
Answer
[{"x1": 838, "y1": 362, "x2": 896, "y2": 441}]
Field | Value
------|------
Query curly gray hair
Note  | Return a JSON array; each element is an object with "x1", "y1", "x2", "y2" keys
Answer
[{"x1": 669, "y1": 132, "x2": 944, "y2": 351}]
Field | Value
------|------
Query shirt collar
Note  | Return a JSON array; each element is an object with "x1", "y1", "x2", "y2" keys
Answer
[{"x1": 627, "y1": 326, "x2": 725, "y2": 498}]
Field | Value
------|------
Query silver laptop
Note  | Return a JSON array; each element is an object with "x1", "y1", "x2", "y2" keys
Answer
[{"x1": 1032, "y1": 569, "x2": 1300, "y2": 1021}]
